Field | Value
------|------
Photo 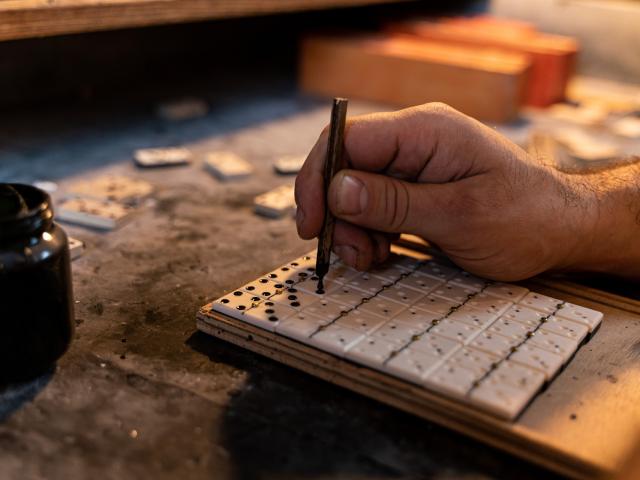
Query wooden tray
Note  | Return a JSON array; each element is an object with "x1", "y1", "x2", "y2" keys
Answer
[{"x1": 197, "y1": 246, "x2": 640, "y2": 479}]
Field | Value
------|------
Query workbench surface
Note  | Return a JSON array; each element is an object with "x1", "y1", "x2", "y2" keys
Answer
[{"x1": 0, "y1": 91, "x2": 578, "y2": 480}]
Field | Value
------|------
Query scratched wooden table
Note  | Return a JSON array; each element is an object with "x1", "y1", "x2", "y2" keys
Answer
[{"x1": 0, "y1": 84, "x2": 635, "y2": 480}]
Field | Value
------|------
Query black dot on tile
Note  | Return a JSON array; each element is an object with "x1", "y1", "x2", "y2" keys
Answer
[
  {"x1": 291, "y1": 262, "x2": 299, "y2": 266},
  {"x1": 268, "y1": 316, "x2": 278, "y2": 322},
  {"x1": 269, "y1": 273, "x2": 277, "y2": 278},
  {"x1": 245, "y1": 286, "x2": 255, "y2": 291},
  {"x1": 275, "y1": 284, "x2": 284, "y2": 289},
  {"x1": 290, "y1": 302, "x2": 300, "y2": 307},
  {"x1": 237, "y1": 305, "x2": 246, "y2": 310},
  {"x1": 260, "y1": 279, "x2": 269, "y2": 284},
  {"x1": 251, "y1": 296, "x2": 260, "y2": 302},
  {"x1": 288, "y1": 295, "x2": 298, "y2": 301},
  {"x1": 316, "y1": 289, "x2": 324, "y2": 295},
  {"x1": 221, "y1": 299, "x2": 230, "y2": 304},
  {"x1": 234, "y1": 291, "x2": 243, "y2": 296},
  {"x1": 265, "y1": 301, "x2": 274, "y2": 306},
  {"x1": 262, "y1": 292, "x2": 271, "y2": 296},
  {"x1": 265, "y1": 309, "x2": 274, "y2": 314},
  {"x1": 285, "y1": 280, "x2": 295, "y2": 284},
  {"x1": 282, "y1": 267, "x2": 289, "y2": 271}
]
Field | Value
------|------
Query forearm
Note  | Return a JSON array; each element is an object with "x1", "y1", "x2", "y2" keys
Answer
[{"x1": 563, "y1": 160, "x2": 640, "y2": 279}]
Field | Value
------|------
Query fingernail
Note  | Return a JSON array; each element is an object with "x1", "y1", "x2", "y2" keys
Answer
[
  {"x1": 336, "y1": 175, "x2": 367, "y2": 215},
  {"x1": 296, "y1": 207, "x2": 305, "y2": 227},
  {"x1": 334, "y1": 245, "x2": 358, "y2": 267}
]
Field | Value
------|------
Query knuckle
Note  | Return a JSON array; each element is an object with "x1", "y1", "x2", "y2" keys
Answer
[
  {"x1": 423, "y1": 102, "x2": 457, "y2": 118},
  {"x1": 382, "y1": 180, "x2": 411, "y2": 232}
]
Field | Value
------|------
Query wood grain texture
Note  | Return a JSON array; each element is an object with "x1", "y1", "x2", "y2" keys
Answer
[
  {"x1": 299, "y1": 34, "x2": 531, "y2": 122},
  {"x1": 0, "y1": 0, "x2": 415, "y2": 42},
  {"x1": 387, "y1": 19, "x2": 578, "y2": 107},
  {"x1": 197, "y1": 251, "x2": 640, "y2": 479}
]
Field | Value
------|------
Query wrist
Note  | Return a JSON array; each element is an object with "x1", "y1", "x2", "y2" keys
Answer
[{"x1": 557, "y1": 163, "x2": 640, "y2": 278}]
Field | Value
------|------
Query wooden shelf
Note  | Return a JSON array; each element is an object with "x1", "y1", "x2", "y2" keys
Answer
[{"x1": 0, "y1": 0, "x2": 415, "y2": 42}]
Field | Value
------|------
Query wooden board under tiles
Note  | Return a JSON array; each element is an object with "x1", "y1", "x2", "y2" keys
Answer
[
  {"x1": 197, "y1": 259, "x2": 640, "y2": 479},
  {"x1": 299, "y1": 34, "x2": 531, "y2": 122}
]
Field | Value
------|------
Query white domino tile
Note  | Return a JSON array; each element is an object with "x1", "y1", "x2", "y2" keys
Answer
[
  {"x1": 555, "y1": 303, "x2": 603, "y2": 332},
  {"x1": 378, "y1": 283, "x2": 426, "y2": 305},
  {"x1": 470, "y1": 374, "x2": 541, "y2": 420},
  {"x1": 300, "y1": 299, "x2": 350, "y2": 322},
  {"x1": 425, "y1": 363, "x2": 479, "y2": 397},
  {"x1": 335, "y1": 309, "x2": 387, "y2": 334},
  {"x1": 409, "y1": 332, "x2": 461, "y2": 359},
  {"x1": 540, "y1": 317, "x2": 589, "y2": 343},
  {"x1": 392, "y1": 308, "x2": 441, "y2": 331},
  {"x1": 526, "y1": 330, "x2": 580, "y2": 362},
  {"x1": 416, "y1": 261, "x2": 458, "y2": 280},
  {"x1": 490, "y1": 361, "x2": 546, "y2": 391},
  {"x1": 396, "y1": 273, "x2": 443, "y2": 293},
  {"x1": 241, "y1": 277, "x2": 283, "y2": 298},
  {"x1": 412, "y1": 295, "x2": 458, "y2": 315},
  {"x1": 464, "y1": 294, "x2": 513, "y2": 316},
  {"x1": 509, "y1": 344, "x2": 564, "y2": 380},
  {"x1": 322, "y1": 263, "x2": 361, "y2": 284},
  {"x1": 488, "y1": 318, "x2": 533, "y2": 342},
  {"x1": 430, "y1": 319, "x2": 482, "y2": 344},
  {"x1": 520, "y1": 292, "x2": 563, "y2": 315},
  {"x1": 356, "y1": 297, "x2": 407, "y2": 320},
  {"x1": 448, "y1": 271, "x2": 487, "y2": 291},
  {"x1": 309, "y1": 324, "x2": 365, "y2": 356},
  {"x1": 501, "y1": 305, "x2": 546, "y2": 328},
  {"x1": 447, "y1": 307, "x2": 498, "y2": 329},
  {"x1": 347, "y1": 273, "x2": 394, "y2": 296},
  {"x1": 447, "y1": 347, "x2": 499, "y2": 377},
  {"x1": 483, "y1": 283, "x2": 529, "y2": 302},
  {"x1": 276, "y1": 313, "x2": 326, "y2": 342},
  {"x1": 370, "y1": 319, "x2": 422, "y2": 346},
  {"x1": 385, "y1": 349, "x2": 443, "y2": 384},
  {"x1": 345, "y1": 336, "x2": 397, "y2": 370},
  {"x1": 469, "y1": 331, "x2": 520, "y2": 358},
  {"x1": 204, "y1": 250, "x2": 603, "y2": 421},
  {"x1": 430, "y1": 282, "x2": 476, "y2": 303}
]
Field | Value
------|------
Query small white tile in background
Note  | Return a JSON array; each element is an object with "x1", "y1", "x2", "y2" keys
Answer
[
  {"x1": 490, "y1": 361, "x2": 546, "y2": 391},
  {"x1": 416, "y1": 261, "x2": 459, "y2": 280},
  {"x1": 273, "y1": 155, "x2": 305, "y2": 174},
  {"x1": 335, "y1": 309, "x2": 387, "y2": 334},
  {"x1": 67, "y1": 237, "x2": 84, "y2": 260},
  {"x1": 133, "y1": 147, "x2": 191, "y2": 168},
  {"x1": 254, "y1": 185, "x2": 295, "y2": 218},
  {"x1": 346, "y1": 273, "x2": 393, "y2": 296},
  {"x1": 470, "y1": 374, "x2": 541, "y2": 420},
  {"x1": 378, "y1": 283, "x2": 426, "y2": 305},
  {"x1": 205, "y1": 151, "x2": 253, "y2": 181},
  {"x1": 465, "y1": 293, "x2": 513, "y2": 316},
  {"x1": 447, "y1": 307, "x2": 498, "y2": 329},
  {"x1": 300, "y1": 299, "x2": 349, "y2": 323},
  {"x1": 57, "y1": 198, "x2": 133, "y2": 231}
]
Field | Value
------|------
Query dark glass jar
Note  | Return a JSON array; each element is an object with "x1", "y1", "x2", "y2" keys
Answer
[{"x1": 0, "y1": 184, "x2": 74, "y2": 384}]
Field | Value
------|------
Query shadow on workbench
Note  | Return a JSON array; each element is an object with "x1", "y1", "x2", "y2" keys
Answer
[{"x1": 187, "y1": 331, "x2": 564, "y2": 480}]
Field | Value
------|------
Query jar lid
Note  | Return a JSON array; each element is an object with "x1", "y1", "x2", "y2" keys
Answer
[{"x1": 0, "y1": 184, "x2": 53, "y2": 241}]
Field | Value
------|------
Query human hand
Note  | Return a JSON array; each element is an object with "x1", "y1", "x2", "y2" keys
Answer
[{"x1": 295, "y1": 103, "x2": 608, "y2": 281}]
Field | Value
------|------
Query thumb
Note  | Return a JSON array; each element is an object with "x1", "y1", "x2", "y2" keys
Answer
[{"x1": 328, "y1": 169, "x2": 457, "y2": 240}]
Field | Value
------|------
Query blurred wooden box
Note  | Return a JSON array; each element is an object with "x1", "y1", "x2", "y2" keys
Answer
[
  {"x1": 388, "y1": 18, "x2": 578, "y2": 107},
  {"x1": 299, "y1": 34, "x2": 531, "y2": 122}
]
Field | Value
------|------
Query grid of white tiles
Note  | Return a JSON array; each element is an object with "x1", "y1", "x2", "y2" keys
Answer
[{"x1": 209, "y1": 251, "x2": 602, "y2": 420}]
